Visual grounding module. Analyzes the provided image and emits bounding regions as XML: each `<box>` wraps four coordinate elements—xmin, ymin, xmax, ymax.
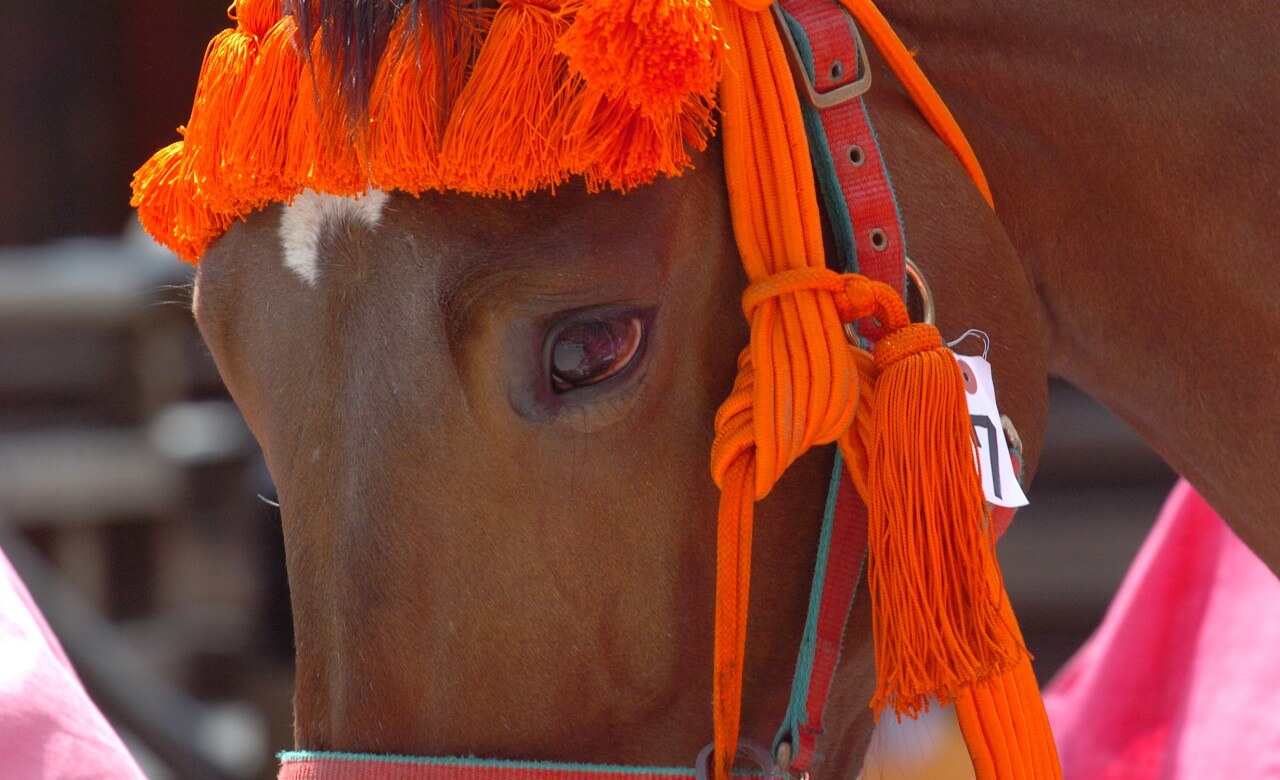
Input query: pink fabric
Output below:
<box><xmin>1044</xmin><ymin>479</ymin><xmax>1280</xmax><ymax>779</ymax></box>
<box><xmin>0</xmin><ymin>548</ymin><xmax>145</xmax><ymax>779</ymax></box>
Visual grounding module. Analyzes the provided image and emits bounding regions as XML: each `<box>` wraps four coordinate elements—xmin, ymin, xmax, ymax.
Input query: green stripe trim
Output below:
<box><xmin>779</xmin><ymin>9</ymin><xmax>860</xmax><ymax>276</ymax></box>
<box><xmin>278</xmin><ymin>751</ymin><xmax>766</xmax><ymax>777</ymax></box>
<box><xmin>278</xmin><ymin>751</ymin><xmax>695</xmax><ymax>775</ymax></box>
<box><xmin>773</xmin><ymin>449</ymin><xmax>847</xmax><ymax>752</ymax></box>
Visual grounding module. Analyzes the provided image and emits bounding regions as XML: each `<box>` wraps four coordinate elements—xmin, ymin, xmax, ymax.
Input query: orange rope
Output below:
<box><xmin>709</xmin><ymin>9</ymin><xmax>842</xmax><ymax>769</ymax></box>
<box><xmin>709</xmin><ymin>3</ymin><xmax>1038</xmax><ymax>778</ymax></box>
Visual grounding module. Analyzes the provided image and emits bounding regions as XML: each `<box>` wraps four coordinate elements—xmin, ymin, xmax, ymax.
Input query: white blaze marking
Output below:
<box><xmin>278</xmin><ymin>189</ymin><xmax>389</xmax><ymax>285</ymax></box>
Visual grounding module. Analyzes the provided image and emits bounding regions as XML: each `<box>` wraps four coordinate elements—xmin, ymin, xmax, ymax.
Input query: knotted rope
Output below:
<box><xmin>706</xmin><ymin>3</ymin><xmax>1034</xmax><ymax>777</ymax></box>
<box><xmin>709</xmin><ymin>269</ymin><xmax>910</xmax><ymax>777</ymax></box>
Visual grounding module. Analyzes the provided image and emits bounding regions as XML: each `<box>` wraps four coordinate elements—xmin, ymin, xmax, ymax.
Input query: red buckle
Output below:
<box><xmin>771</xmin><ymin>1</ymin><xmax>872</xmax><ymax>108</ymax></box>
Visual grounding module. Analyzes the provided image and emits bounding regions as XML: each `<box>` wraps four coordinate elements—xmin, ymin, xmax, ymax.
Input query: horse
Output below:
<box><xmin>185</xmin><ymin>0</ymin><xmax>1279</xmax><ymax>776</ymax></box>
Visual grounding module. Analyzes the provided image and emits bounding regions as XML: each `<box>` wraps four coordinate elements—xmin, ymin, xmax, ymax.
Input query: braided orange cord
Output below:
<box><xmin>709</xmin><ymin>275</ymin><xmax>913</xmax><ymax>779</ymax></box>
<box><xmin>710</xmin><ymin>4</ymin><xmax>851</xmax><ymax>772</ymax></box>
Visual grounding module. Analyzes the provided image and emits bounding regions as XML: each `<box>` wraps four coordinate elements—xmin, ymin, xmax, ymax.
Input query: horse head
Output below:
<box><xmin>147</xmin><ymin>0</ymin><xmax>1056</xmax><ymax>774</ymax></box>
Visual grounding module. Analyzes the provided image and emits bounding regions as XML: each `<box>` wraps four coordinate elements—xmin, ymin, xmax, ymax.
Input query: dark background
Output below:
<box><xmin>0</xmin><ymin>3</ymin><xmax>1178</xmax><ymax>777</ymax></box>
<box><xmin>0</xmin><ymin>1</ymin><xmax>231</xmax><ymax>245</ymax></box>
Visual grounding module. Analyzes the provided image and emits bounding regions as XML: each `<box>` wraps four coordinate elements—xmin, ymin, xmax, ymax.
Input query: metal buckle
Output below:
<box><xmin>770</xmin><ymin>1</ymin><xmax>873</xmax><ymax>109</ymax></box>
<box><xmin>695</xmin><ymin>739</ymin><xmax>783</xmax><ymax>779</ymax></box>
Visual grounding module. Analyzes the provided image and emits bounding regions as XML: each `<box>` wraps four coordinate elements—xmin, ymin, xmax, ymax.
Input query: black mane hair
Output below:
<box><xmin>285</xmin><ymin>0</ymin><xmax>467</xmax><ymax>120</ymax></box>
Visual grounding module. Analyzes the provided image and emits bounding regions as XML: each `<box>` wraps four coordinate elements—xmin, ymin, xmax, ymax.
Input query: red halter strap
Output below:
<box><xmin>766</xmin><ymin>0</ymin><xmax>906</xmax><ymax>770</ymax></box>
<box><xmin>279</xmin><ymin>752</ymin><xmax>701</xmax><ymax>779</ymax></box>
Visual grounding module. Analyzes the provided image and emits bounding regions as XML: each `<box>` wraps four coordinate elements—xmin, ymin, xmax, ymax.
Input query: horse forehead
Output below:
<box><xmin>278</xmin><ymin>189</ymin><xmax>391</xmax><ymax>285</ymax></box>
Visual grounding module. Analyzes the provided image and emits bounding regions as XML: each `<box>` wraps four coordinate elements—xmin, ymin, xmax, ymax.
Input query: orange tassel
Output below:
<box><xmin>285</xmin><ymin>32</ymin><xmax>367</xmax><ymax>196</ymax></box>
<box><xmin>131</xmin><ymin>141</ymin><xmax>232</xmax><ymax>264</ymax></box>
<box><xmin>366</xmin><ymin>5</ymin><xmax>477</xmax><ymax>193</ymax></box>
<box><xmin>564</xmin><ymin>88</ymin><xmax>713</xmax><ymax>191</ymax></box>
<box><xmin>221</xmin><ymin>15</ymin><xmax>304</xmax><ymax>211</ymax></box>
<box><xmin>865</xmin><ymin>322</ymin><xmax>1025</xmax><ymax>719</ymax></box>
<box><xmin>232</xmin><ymin>0</ymin><xmax>283</xmax><ymax>38</ymax></box>
<box><xmin>440</xmin><ymin>0</ymin><xmax>573</xmax><ymax>195</ymax></box>
<box><xmin>184</xmin><ymin>27</ymin><xmax>258</xmax><ymax>208</ymax></box>
<box><xmin>557</xmin><ymin>0</ymin><xmax>720</xmax><ymax>190</ymax></box>
<box><xmin>557</xmin><ymin>0</ymin><xmax>722</xmax><ymax>116</ymax></box>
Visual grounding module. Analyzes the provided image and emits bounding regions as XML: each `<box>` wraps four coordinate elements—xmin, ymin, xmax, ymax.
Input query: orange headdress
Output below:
<box><xmin>133</xmin><ymin>1</ymin><xmax>1060</xmax><ymax>778</ymax></box>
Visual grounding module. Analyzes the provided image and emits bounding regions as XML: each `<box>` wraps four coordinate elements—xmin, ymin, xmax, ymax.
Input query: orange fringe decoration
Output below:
<box><xmin>130</xmin><ymin>141</ymin><xmax>232</xmax><ymax>264</ymax></box>
<box><xmin>366</xmin><ymin>5</ymin><xmax>478</xmax><ymax>193</ymax></box>
<box><xmin>220</xmin><ymin>15</ymin><xmax>304</xmax><ymax>211</ymax></box>
<box><xmin>564</xmin><ymin>90</ymin><xmax>714</xmax><ymax>191</ymax></box>
<box><xmin>439</xmin><ymin>0</ymin><xmax>574</xmax><ymax>195</ymax></box>
<box><xmin>183</xmin><ymin>26</ymin><xmax>259</xmax><ymax>212</ymax></box>
<box><xmin>132</xmin><ymin>0</ymin><xmax>722</xmax><ymax>260</ymax></box>
<box><xmin>232</xmin><ymin>0</ymin><xmax>283</xmax><ymax>38</ymax></box>
<box><xmin>284</xmin><ymin>31</ymin><xmax>368</xmax><ymax>196</ymax></box>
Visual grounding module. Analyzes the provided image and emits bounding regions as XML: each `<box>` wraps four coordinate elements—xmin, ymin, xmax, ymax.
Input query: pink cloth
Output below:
<box><xmin>1044</xmin><ymin>480</ymin><xmax>1280</xmax><ymax>779</ymax></box>
<box><xmin>0</xmin><ymin>548</ymin><xmax>145</xmax><ymax>779</ymax></box>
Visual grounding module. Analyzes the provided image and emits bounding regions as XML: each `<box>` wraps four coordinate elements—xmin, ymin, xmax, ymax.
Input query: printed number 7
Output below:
<box><xmin>971</xmin><ymin>415</ymin><xmax>1002</xmax><ymax>500</ymax></box>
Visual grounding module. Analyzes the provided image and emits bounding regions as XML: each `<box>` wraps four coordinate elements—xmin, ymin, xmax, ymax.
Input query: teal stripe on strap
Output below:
<box><xmin>772</xmin><ymin>450</ymin><xmax>847</xmax><ymax>753</ymax></box>
<box><xmin>778</xmin><ymin>9</ymin><xmax>860</xmax><ymax>276</ymax></box>
<box><xmin>278</xmin><ymin>751</ymin><xmax>695</xmax><ymax>776</ymax></box>
<box><xmin>278</xmin><ymin>751</ymin><xmax>767</xmax><ymax>777</ymax></box>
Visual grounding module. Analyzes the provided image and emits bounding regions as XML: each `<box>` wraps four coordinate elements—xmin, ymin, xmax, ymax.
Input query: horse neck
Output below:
<box><xmin>896</xmin><ymin>0</ymin><xmax>1280</xmax><ymax>570</ymax></box>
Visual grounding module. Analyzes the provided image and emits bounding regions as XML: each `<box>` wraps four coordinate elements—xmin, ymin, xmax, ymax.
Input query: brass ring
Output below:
<box><xmin>905</xmin><ymin>256</ymin><xmax>935</xmax><ymax>326</ymax></box>
<box><xmin>841</xmin><ymin>258</ymin><xmax>936</xmax><ymax>345</ymax></box>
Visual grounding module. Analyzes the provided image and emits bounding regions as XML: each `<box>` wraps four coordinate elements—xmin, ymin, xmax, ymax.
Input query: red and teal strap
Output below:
<box><xmin>772</xmin><ymin>456</ymin><xmax>868</xmax><ymax>771</ymax></box>
<box><xmin>770</xmin><ymin>0</ymin><xmax>908</xmax><ymax>771</ymax></box>
<box><xmin>280</xmin><ymin>752</ymin><xmax>702</xmax><ymax>780</ymax></box>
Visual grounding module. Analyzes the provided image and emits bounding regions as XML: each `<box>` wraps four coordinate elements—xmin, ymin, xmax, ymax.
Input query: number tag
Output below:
<box><xmin>955</xmin><ymin>354</ymin><xmax>1029</xmax><ymax>508</ymax></box>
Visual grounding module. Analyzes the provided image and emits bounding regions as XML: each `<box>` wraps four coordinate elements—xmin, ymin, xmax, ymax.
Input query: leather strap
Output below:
<box><xmin>279</xmin><ymin>753</ymin><xmax>699</xmax><ymax>780</ymax></box>
<box><xmin>777</xmin><ymin>0</ymin><xmax>906</xmax><ymax>296</ymax></box>
<box><xmin>774</xmin><ymin>455</ymin><xmax>869</xmax><ymax>771</ymax></box>
<box><xmin>770</xmin><ymin>0</ymin><xmax>909</xmax><ymax>771</ymax></box>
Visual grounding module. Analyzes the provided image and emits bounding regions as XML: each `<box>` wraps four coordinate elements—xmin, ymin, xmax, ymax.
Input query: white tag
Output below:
<box><xmin>955</xmin><ymin>354</ymin><xmax>1029</xmax><ymax>508</ymax></box>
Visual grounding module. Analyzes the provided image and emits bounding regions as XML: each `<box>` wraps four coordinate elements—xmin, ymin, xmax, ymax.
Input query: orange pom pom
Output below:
<box><xmin>557</xmin><ymin>0</ymin><xmax>723</xmax><ymax>116</ymax></box>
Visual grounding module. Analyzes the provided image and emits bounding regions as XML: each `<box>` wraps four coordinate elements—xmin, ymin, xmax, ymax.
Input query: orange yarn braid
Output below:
<box><xmin>708</xmin><ymin>2</ymin><xmax>1057</xmax><ymax>779</ymax></box>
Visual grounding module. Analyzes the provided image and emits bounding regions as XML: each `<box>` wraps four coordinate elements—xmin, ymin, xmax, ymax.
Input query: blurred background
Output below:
<box><xmin>0</xmin><ymin>4</ymin><xmax>1177</xmax><ymax>778</ymax></box>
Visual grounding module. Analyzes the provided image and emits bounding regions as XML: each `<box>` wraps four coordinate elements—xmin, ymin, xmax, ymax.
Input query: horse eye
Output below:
<box><xmin>550</xmin><ymin>314</ymin><xmax>644</xmax><ymax>392</ymax></box>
